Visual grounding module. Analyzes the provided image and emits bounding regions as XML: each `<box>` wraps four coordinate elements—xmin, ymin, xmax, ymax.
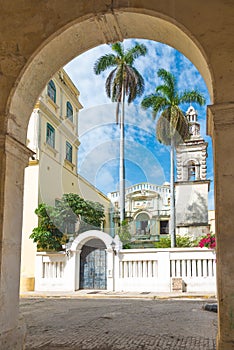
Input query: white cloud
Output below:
<box><xmin>64</xmin><ymin>45</ymin><xmax>111</xmax><ymax>108</ymax></box>
<box><xmin>64</xmin><ymin>38</ymin><xmax>213</xmax><ymax>208</ymax></box>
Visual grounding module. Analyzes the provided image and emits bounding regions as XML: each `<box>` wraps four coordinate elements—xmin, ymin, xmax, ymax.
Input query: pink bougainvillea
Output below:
<box><xmin>198</xmin><ymin>233</ymin><xmax>216</xmax><ymax>249</ymax></box>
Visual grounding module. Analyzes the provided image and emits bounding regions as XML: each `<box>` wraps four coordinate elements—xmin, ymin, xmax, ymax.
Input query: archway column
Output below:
<box><xmin>0</xmin><ymin>133</ymin><xmax>32</xmax><ymax>350</ymax></box>
<box><xmin>207</xmin><ymin>103</ymin><xmax>234</xmax><ymax>350</ymax></box>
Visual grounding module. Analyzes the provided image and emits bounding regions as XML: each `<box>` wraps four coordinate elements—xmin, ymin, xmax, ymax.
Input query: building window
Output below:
<box><xmin>160</xmin><ymin>220</ymin><xmax>169</xmax><ymax>234</ymax></box>
<box><xmin>46</xmin><ymin>123</ymin><xmax>55</xmax><ymax>148</ymax></box>
<box><xmin>47</xmin><ymin>80</ymin><xmax>56</xmax><ymax>103</ymax></box>
<box><xmin>66</xmin><ymin>101</ymin><xmax>73</xmax><ymax>122</ymax></box>
<box><xmin>66</xmin><ymin>141</ymin><xmax>72</xmax><ymax>163</ymax></box>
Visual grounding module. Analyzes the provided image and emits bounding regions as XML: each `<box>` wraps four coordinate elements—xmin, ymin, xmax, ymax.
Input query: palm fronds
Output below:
<box><xmin>141</xmin><ymin>68</ymin><xmax>206</xmax><ymax>145</ymax></box>
<box><xmin>94</xmin><ymin>41</ymin><xmax>147</xmax><ymax>122</ymax></box>
<box><xmin>94</xmin><ymin>54</ymin><xmax>117</xmax><ymax>75</ymax></box>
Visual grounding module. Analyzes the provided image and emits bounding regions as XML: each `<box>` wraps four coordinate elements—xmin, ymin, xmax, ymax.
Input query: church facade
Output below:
<box><xmin>109</xmin><ymin>182</ymin><xmax>171</xmax><ymax>244</ymax></box>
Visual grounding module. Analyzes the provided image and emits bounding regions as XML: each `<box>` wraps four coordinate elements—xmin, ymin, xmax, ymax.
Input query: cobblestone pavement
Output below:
<box><xmin>20</xmin><ymin>298</ymin><xmax>217</xmax><ymax>350</ymax></box>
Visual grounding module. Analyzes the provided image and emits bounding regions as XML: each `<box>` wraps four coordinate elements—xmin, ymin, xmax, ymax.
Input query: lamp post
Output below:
<box><xmin>111</xmin><ymin>241</ymin><xmax>117</xmax><ymax>255</ymax></box>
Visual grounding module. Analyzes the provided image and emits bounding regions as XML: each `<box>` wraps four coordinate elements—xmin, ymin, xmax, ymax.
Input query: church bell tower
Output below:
<box><xmin>175</xmin><ymin>106</ymin><xmax>210</xmax><ymax>238</ymax></box>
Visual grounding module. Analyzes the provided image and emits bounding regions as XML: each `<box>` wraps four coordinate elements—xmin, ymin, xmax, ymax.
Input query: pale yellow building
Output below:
<box><xmin>20</xmin><ymin>69</ymin><xmax>111</xmax><ymax>292</ymax></box>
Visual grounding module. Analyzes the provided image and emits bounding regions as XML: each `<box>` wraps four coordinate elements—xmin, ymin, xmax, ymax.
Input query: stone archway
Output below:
<box><xmin>7</xmin><ymin>9</ymin><xmax>214</xmax><ymax>145</ymax></box>
<box><xmin>79</xmin><ymin>238</ymin><xmax>107</xmax><ymax>290</ymax></box>
<box><xmin>71</xmin><ymin>230</ymin><xmax>120</xmax><ymax>291</ymax></box>
<box><xmin>1</xmin><ymin>2</ymin><xmax>234</xmax><ymax>349</ymax></box>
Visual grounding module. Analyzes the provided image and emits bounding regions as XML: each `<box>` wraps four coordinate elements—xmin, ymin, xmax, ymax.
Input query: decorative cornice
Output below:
<box><xmin>64</xmin><ymin>159</ymin><xmax>76</xmax><ymax>171</ymax></box>
<box><xmin>175</xmin><ymin>179</ymin><xmax>210</xmax><ymax>189</ymax></box>
<box><xmin>207</xmin><ymin>103</ymin><xmax>234</xmax><ymax>137</ymax></box>
<box><xmin>43</xmin><ymin>142</ymin><xmax>58</xmax><ymax>157</ymax></box>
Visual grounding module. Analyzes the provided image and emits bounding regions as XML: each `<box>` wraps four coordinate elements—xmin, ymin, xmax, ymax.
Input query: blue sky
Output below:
<box><xmin>64</xmin><ymin>39</ymin><xmax>214</xmax><ymax>210</ymax></box>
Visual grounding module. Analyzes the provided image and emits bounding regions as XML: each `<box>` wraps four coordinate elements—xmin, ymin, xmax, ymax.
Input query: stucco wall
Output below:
<box><xmin>21</xmin><ymin>163</ymin><xmax>39</xmax><ymax>291</ymax></box>
<box><xmin>175</xmin><ymin>182</ymin><xmax>209</xmax><ymax>226</ymax></box>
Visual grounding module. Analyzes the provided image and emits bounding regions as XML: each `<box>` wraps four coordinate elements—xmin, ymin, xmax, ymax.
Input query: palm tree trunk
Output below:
<box><xmin>119</xmin><ymin>84</ymin><xmax>125</xmax><ymax>223</ymax></box>
<box><xmin>170</xmin><ymin>138</ymin><xmax>176</xmax><ymax>247</ymax></box>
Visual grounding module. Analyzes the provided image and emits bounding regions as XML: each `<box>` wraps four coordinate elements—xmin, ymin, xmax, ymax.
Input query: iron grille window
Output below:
<box><xmin>66</xmin><ymin>141</ymin><xmax>72</xmax><ymax>163</ymax></box>
<box><xmin>66</xmin><ymin>101</ymin><xmax>73</xmax><ymax>122</ymax></box>
<box><xmin>46</xmin><ymin>123</ymin><xmax>55</xmax><ymax>148</ymax></box>
<box><xmin>47</xmin><ymin>80</ymin><xmax>56</xmax><ymax>103</ymax></box>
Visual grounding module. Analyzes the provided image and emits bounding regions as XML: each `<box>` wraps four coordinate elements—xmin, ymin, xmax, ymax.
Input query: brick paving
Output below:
<box><xmin>20</xmin><ymin>298</ymin><xmax>217</xmax><ymax>350</ymax></box>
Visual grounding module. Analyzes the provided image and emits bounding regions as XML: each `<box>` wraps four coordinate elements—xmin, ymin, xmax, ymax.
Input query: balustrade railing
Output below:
<box><xmin>35</xmin><ymin>247</ymin><xmax>216</xmax><ymax>293</ymax></box>
<box><xmin>109</xmin><ymin>182</ymin><xmax>170</xmax><ymax>199</ymax></box>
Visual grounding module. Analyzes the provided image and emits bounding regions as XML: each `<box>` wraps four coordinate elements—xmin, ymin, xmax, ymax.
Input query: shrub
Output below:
<box><xmin>117</xmin><ymin>220</ymin><xmax>132</xmax><ymax>249</ymax></box>
<box><xmin>29</xmin><ymin>203</ymin><xmax>66</xmax><ymax>251</ymax></box>
<box><xmin>153</xmin><ymin>236</ymin><xmax>171</xmax><ymax>248</ymax></box>
<box><xmin>29</xmin><ymin>194</ymin><xmax>105</xmax><ymax>251</ymax></box>
<box><xmin>153</xmin><ymin>235</ymin><xmax>197</xmax><ymax>248</ymax></box>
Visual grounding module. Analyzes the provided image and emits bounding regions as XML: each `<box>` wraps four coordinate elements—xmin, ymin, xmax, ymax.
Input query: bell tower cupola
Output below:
<box><xmin>186</xmin><ymin>106</ymin><xmax>200</xmax><ymax>138</ymax></box>
<box><xmin>176</xmin><ymin>106</ymin><xmax>207</xmax><ymax>182</ymax></box>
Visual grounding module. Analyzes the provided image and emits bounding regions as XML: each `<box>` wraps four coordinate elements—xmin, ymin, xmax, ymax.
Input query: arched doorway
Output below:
<box><xmin>71</xmin><ymin>230</ymin><xmax>120</xmax><ymax>291</ymax></box>
<box><xmin>135</xmin><ymin>212</ymin><xmax>150</xmax><ymax>236</ymax></box>
<box><xmin>80</xmin><ymin>238</ymin><xmax>107</xmax><ymax>290</ymax></box>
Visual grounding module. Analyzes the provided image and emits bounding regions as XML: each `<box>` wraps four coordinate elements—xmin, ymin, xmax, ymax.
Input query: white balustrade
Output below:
<box><xmin>35</xmin><ymin>251</ymin><xmax>75</xmax><ymax>291</ymax></box>
<box><xmin>35</xmin><ymin>248</ymin><xmax>216</xmax><ymax>294</ymax></box>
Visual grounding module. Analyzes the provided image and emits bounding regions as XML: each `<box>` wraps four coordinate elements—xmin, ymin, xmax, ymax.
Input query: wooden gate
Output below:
<box><xmin>80</xmin><ymin>239</ymin><xmax>107</xmax><ymax>290</ymax></box>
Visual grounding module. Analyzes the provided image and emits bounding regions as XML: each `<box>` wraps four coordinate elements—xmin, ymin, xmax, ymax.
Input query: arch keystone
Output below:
<box><xmin>95</xmin><ymin>12</ymin><xmax>124</xmax><ymax>44</ymax></box>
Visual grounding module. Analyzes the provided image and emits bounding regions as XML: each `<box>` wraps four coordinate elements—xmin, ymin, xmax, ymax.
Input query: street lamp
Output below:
<box><xmin>111</xmin><ymin>241</ymin><xmax>117</xmax><ymax>255</ymax></box>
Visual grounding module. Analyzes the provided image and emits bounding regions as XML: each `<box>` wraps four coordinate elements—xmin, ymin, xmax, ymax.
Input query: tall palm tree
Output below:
<box><xmin>141</xmin><ymin>68</ymin><xmax>205</xmax><ymax>247</ymax></box>
<box><xmin>94</xmin><ymin>42</ymin><xmax>147</xmax><ymax>223</ymax></box>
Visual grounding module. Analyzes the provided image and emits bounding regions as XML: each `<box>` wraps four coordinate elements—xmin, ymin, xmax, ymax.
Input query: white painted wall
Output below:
<box><xmin>208</xmin><ymin>210</ymin><xmax>215</xmax><ymax>234</ymax></box>
<box><xmin>34</xmin><ymin>247</ymin><xmax>216</xmax><ymax>294</ymax></box>
<box><xmin>21</xmin><ymin>163</ymin><xmax>39</xmax><ymax>291</ymax></box>
<box><xmin>175</xmin><ymin>182</ymin><xmax>209</xmax><ymax>226</ymax></box>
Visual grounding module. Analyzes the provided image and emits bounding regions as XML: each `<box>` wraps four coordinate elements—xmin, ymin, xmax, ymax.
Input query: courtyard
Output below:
<box><xmin>20</xmin><ymin>297</ymin><xmax>217</xmax><ymax>350</ymax></box>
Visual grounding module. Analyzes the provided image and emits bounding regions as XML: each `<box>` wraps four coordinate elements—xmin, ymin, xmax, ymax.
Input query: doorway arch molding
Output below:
<box><xmin>7</xmin><ymin>6</ymin><xmax>214</xmax><ymax>144</ymax></box>
<box><xmin>71</xmin><ymin>230</ymin><xmax>114</xmax><ymax>251</ymax></box>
